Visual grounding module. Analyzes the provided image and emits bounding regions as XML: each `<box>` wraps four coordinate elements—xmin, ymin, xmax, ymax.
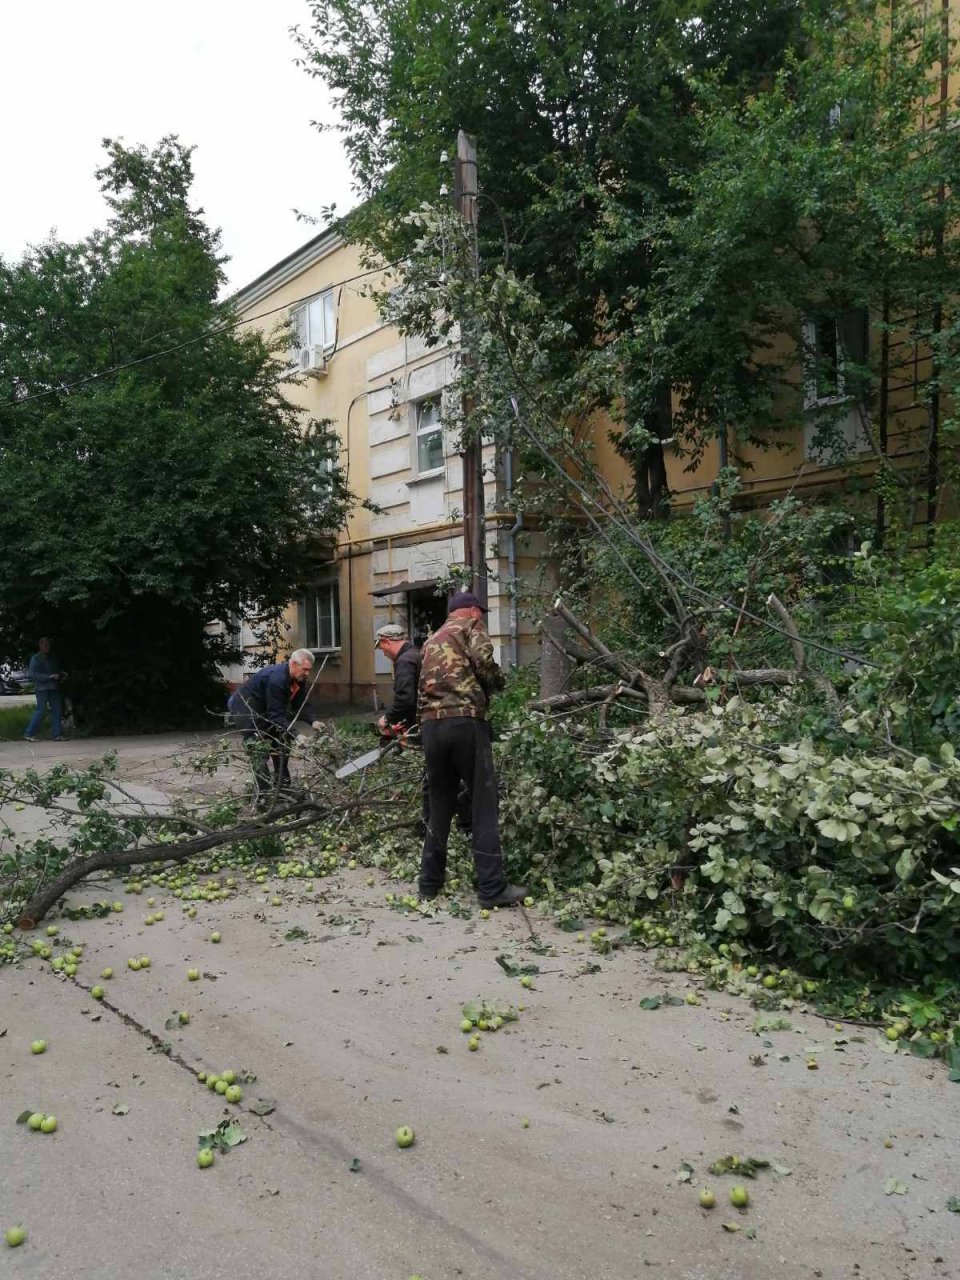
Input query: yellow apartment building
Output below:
<box><xmin>229</xmin><ymin>229</ymin><xmax>543</xmax><ymax>709</ymax></box>
<box><xmin>227</xmin><ymin>0</ymin><xmax>955</xmax><ymax>706</ymax></box>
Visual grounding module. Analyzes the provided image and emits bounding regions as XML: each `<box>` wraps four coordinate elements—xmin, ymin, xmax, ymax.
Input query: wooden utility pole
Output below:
<box><xmin>454</xmin><ymin>129</ymin><xmax>487</xmax><ymax>605</ymax></box>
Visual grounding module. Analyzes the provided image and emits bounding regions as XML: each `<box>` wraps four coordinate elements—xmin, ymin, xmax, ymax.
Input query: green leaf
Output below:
<box><xmin>247</xmin><ymin>1098</ymin><xmax>275</xmax><ymax>1117</ymax></box>
<box><xmin>946</xmin><ymin>1196</ymin><xmax>960</xmax><ymax>1212</ymax></box>
<box><xmin>284</xmin><ymin>927</ymin><xmax>308</xmax><ymax>941</ymax></box>
<box><xmin>708</xmin><ymin>1155</ymin><xmax>770</xmax><ymax>1178</ymax></box>
<box><xmin>349</xmin><ymin>1157</ymin><xmax>362</xmax><ymax>1173</ymax></box>
<box><xmin>111</xmin><ymin>1102</ymin><xmax>129</xmax><ymax>1116</ymax></box>
<box><xmin>15</xmin><ymin>1110</ymin><xmax>33</xmax><ymax>1125</ymax></box>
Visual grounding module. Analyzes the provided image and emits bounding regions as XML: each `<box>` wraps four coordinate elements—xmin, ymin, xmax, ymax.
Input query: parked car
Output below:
<box><xmin>0</xmin><ymin>661</ymin><xmax>30</xmax><ymax>696</ymax></box>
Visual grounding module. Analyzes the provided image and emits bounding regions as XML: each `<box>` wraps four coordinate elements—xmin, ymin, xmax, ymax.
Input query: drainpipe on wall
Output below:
<box><xmin>505</xmin><ymin>446</ymin><xmax>523</xmax><ymax>669</ymax></box>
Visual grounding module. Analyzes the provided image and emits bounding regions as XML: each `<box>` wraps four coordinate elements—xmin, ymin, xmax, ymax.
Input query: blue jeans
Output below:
<box><xmin>26</xmin><ymin>689</ymin><xmax>62</xmax><ymax>739</ymax></box>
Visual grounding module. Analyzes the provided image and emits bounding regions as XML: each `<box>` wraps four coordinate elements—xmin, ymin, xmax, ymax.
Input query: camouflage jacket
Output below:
<box><xmin>418</xmin><ymin>615</ymin><xmax>505</xmax><ymax>721</ymax></box>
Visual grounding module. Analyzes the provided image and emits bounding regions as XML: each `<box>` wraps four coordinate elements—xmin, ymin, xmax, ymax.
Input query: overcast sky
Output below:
<box><xmin>0</xmin><ymin>0</ymin><xmax>356</xmax><ymax>292</ymax></box>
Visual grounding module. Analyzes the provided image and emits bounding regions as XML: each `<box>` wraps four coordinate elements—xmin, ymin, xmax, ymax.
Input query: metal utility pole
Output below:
<box><xmin>454</xmin><ymin>129</ymin><xmax>487</xmax><ymax>605</ymax></box>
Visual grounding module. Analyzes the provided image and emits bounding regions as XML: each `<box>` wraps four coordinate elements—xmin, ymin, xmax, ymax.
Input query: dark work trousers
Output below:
<box><xmin>420</xmin><ymin>771</ymin><xmax>472</xmax><ymax>835</ymax></box>
<box><xmin>230</xmin><ymin>712</ymin><xmax>292</xmax><ymax>797</ymax></box>
<box><xmin>419</xmin><ymin>717</ymin><xmax>505</xmax><ymax>899</ymax></box>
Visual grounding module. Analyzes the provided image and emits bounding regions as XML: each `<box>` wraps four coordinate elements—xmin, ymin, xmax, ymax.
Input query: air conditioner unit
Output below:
<box><xmin>298</xmin><ymin>346</ymin><xmax>329</xmax><ymax>377</ymax></box>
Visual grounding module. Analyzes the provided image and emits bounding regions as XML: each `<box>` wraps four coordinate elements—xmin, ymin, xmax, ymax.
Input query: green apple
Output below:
<box><xmin>197</xmin><ymin>1148</ymin><xmax>214</xmax><ymax>1169</ymax></box>
<box><xmin>206</xmin><ymin>1075</ymin><xmax>220</xmax><ymax>1091</ymax></box>
<box><xmin>215</xmin><ymin>1080</ymin><xmax>228</xmax><ymax>1095</ymax></box>
<box><xmin>187</xmin><ymin>968</ymin><xmax>200</xmax><ymax>981</ymax></box>
<box><xmin>885</xmin><ymin>1026</ymin><xmax>900</xmax><ymax>1041</ymax></box>
<box><xmin>762</xmin><ymin>974</ymin><xmax>777</xmax><ymax>989</ymax></box>
<box><xmin>112</xmin><ymin>902</ymin><xmax>123</xmax><ymax>912</ymax></box>
<box><xmin>100</xmin><ymin>967</ymin><xmax>113</xmax><ymax>980</ymax></box>
<box><xmin>479</xmin><ymin>909</ymin><xmax>490</xmax><ymax>920</ymax></box>
<box><xmin>45</xmin><ymin>925</ymin><xmax>58</xmax><ymax>937</ymax></box>
<box><xmin>468</xmin><ymin>1036</ymin><xmax>480</xmax><ymax>1051</ymax></box>
<box><xmin>64</xmin><ymin>963</ymin><xmax>76</xmax><ymax>977</ymax></box>
<box><xmin>5</xmin><ymin>1226</ymin><xmax>26</xmax><ymax>1248</ymax></box>
<box><xmin>197</xmin><ymin>1071</ymin><xmax>207</xmax><ymax>1083</ymax></box>
<box><xmin>842</xmin><ymin>895</ymin><xmax>855</xmax><ymax>910</ymax></box>
<box><xmin>30</xmin><ymin>1039</ymin><xmax>46</xmax><ymax>1055</ymax></box>
<box><xmin>91</xmin><ymin>985</ymin><xmax>105</xmax><ymax>1000</ymax></box>
<box><xmin>154</xmin><ymin>910</ymin><xmax>165</xmax><ymax>921</ymax></box>
<box><xmin>685</xmin><ymin>992</ymin><xmax>701</xmax><ymax>1006</ymax></box>
<box><xmin>40</xmin><ymin>946</ymin><xmax>52</xmax><ymax>959</ymax></box>
<box><xmin>729</xmin><ymin>1185</ymin><xmax>749</xmax><ymax>1208</ymax></box>
<box><xmin>225</xmin><ymin>1085</ymin><xmax>242</xmax><ymax>1104</ymax></box>
<box><xmin>698</xmin><ymin>1188</ymin><xmax>716</xmax><ymax>1209</ymax></box>
<box><xmin>460</xmin><ymin>1019</ymin><xmax>473</xmax><ymax>1033</ymax></box>
<box><xmin>146</xmin><ymin>897</ymin><xmax>156</xmax><ymax>907</ymax></box>
<box><xmin>220</xmin><ymin>1069</ymin><xmax>236</xmax><ymax>1084</ymax></box>
<box><xmin>2</xmin><ymin>923</ymin><xmax>12</xmax><ymax>935</ymax></box>
<box><xmin>128</xmin><ymin>957</ymin><xmax>141</xmax><ymax>971</ymax></box>
<box><xmin>347</xmin><ymin>859</ymin><xmax>357</xmax><ymax>870</ymax></box>
<box><xmin>210</xmin><ymin>932</ymin><xmax>221</xmax><ymax>943</ymax></box>
<box><xmin>520</xmin><ymin>975</ymin><xmax>533</xmax><ymax>989</ymax></box>
<box><xmin>27</xmin><ymin>1113</ymin><xmax>44</xmax><ymax>1131</ymax></box>
<box><xmin>138</xmin><ymin>955</ymin><xmax>150</xmax><ymax>968</ymax></box>
<box><xmin>395</xmin><ymin>1126</ymin><xmax>415</xmax><ymax>1149</ymax></box>
<box><xmin>144</xmin><ymin>915</ymin><xmax>155</xmax><ymax>926</ymax></box>
<box><xmin>523</xmin><ymin>897</ymin><xmax>534</xmax><ymax>907</ymax></box>
<box><xmin>521</xmin><ymin>1117</ymin><xmax>530</xmax><ymax>1128</ymax></box>
<box><xmin>51</xmin><ymin>957</ymin><xmax>64</xmax><ymax>972</ymax></box>
<box><xmin>271</xmin><ymin>897</ymin><xmax>282</xmax><ymax>907</ymax></box>
<box><xmin>178</xmin><ymin>1011</ymin><xmax>190</xmax><ymax>1025</ymax></box>
<box><xmin>746</xmin><ymin>965</ymin><xmax>759</xmax><ymax>977</ymax></box>
<box><xmin>39</xmin><ymin>1115</ymin><xmax>57</xmax><ymax>1133</ymax></box>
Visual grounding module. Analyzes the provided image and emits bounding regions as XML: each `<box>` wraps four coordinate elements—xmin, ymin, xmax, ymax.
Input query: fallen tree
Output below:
<box><xmin>1</xmin><ymin>731</ymin><xmax>420</xmax><ymax>928</ymax></box>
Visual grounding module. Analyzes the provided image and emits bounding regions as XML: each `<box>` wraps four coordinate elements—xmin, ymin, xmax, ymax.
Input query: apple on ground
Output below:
<box><xmin>395</xmin><ymin>1126</ymin><xmax>415</xmax><ymax>1149</ymax></box>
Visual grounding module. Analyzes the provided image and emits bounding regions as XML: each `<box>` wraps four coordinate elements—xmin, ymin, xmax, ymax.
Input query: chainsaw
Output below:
<box><xmin>335</xmin><ymin>721</ymin><xmax>418</xmax><ymax>780</ymax></box>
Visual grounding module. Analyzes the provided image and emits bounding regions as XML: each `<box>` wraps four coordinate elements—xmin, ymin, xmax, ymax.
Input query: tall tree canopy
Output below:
<box><xmin>0</xmin><ymin>138</ymin><xmax>349</xmax><ymax>731</ymax></box>
<box><xmin>295</xmin><ymin>0</ymin><xmax>806</xmax><ymax>514</ymax></box>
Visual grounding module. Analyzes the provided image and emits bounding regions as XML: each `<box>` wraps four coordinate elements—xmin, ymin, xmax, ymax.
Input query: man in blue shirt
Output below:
<box><xmin>24</xmin><ymin>637</ymin><xmax>67</xmax><ymax>742</ymax></box>
<box><xmin>227</xmin><ymin>649</ymin><xmax>318</xmax><ymax>805</ymax></box>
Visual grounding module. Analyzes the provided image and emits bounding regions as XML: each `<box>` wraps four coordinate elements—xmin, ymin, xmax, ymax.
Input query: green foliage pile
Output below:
<box><xmin>499</xmin><ymin>698</ymin><xmax>960</xmax><ymax>995</ymax></box>
<box><xmin>0</xmin><ymin>138</ymin><xmax>351</xmax><ymax>732</ymax></box>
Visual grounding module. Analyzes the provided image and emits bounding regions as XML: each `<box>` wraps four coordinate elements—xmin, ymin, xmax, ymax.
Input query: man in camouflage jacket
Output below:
<box><xmin>417</xmin><ymin>591</ymin><xmax>527</xmax><ymax>907</ymax></box>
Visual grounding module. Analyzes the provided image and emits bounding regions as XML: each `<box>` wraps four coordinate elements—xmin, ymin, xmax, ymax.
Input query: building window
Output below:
<box><xmin>291</xmin><ymin>290</ymin><xmax>336</xmax><ymax>362</ymax></box>
<box><xmin>802</xmin><ymin>310</ymin><xmax>870</xmax><ymax>463</ymax></box>
<box><xmin>302</xmin><ymin>583</ymin><xmax>341</xmax><ymax>651</ymax></box>
<box><xmin>803</xmin><ymin>315</ymin><xmax>845</xmax><ymax>408</ymax></box>
<box><xmin>414</xmin><ymin>398</ymin><xmax>444</xmax><ymax>474</ymax></box>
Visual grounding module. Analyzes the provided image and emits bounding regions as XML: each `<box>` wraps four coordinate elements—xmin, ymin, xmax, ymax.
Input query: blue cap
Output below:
<box><xmin>447</xmin><ymin>590</ymin><xmax>487</xmax><ymax>613</ymax></box>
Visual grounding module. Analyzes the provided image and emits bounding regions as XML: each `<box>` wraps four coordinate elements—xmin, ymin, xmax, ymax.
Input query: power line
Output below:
<box><xmin>0</xmin><ymin>260</ymin><xmax>404</xmax><ymax>411</ymax></box>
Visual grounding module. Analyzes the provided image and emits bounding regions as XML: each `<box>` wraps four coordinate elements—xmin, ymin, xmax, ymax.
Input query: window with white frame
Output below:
<box><xmin>302</xmin><ymin>583</ymin><xmax>341</xmax><ymax>651</ymax></box>
<box><xmin>803</xmin><ymin>315</ymin><xmax>845</xmax><ymax>409</ymax></box>
<box><xmin>290</xmin><ymin>290</ymin><xmax>336</xmax><ymax>363</ymax></box>
<box><xmin>414</xmin><ymin>397</ymin><xmax>444</xmax><ymax>475</ymax></box>
<box><xmin>802</xmin><ymin>311</ymin><xmax>870</xmax><ymax>463</ymax></box>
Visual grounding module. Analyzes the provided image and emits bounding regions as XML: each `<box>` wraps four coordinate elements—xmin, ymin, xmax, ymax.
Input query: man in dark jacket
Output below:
<box><xmin>374</xmin><ymin>624</ymin><xmax>420</xmax><ymax>732</ymax></box>
<box><xmin>24</xmin><ymin>637</ymin><xmax>67</xmax><ymax>742</ymax></box>
<box><xmin>227</xmin><ymin>649</ymin><xmax>316</xmax><ymax>802</ymax></box>
<box><xmin>417</xmin><ymin>592</ymin><xmax>527</xmax><ymax>907</ymax></box>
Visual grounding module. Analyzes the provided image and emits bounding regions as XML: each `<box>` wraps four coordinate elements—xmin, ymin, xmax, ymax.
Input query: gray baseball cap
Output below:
<box><xmin>375</xmin><ymin>623</ymin><xmax>407</xmax><ymax>643</ymax></box>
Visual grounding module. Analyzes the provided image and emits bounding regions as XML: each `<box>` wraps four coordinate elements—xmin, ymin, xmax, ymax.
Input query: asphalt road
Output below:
<box><xmin>1</xmin><ymin>737</ymin><xmax>958</xmax><ymax>1279</ymax></box>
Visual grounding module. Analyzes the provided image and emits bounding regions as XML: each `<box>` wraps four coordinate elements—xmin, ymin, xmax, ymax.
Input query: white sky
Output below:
<box><xmin>0</xmin><ymin>0</ymin><xmax>355</xmax><ymax>293</ymax></box>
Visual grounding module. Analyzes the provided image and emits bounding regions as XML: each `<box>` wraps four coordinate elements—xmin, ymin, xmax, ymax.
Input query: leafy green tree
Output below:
<box><xmin>0</xmin><ymin>138</ymin><xmax>350</xmax><ymax>732</ymax></box>
<box><xmin>629</xmin><ymin>3</ymin><xmax>960</xmax><ymax>535</ymax></box>
<box><xmin>295</xmin><ymin>0</ymin><xmax>806</xmax><ymax>514</ymax></box>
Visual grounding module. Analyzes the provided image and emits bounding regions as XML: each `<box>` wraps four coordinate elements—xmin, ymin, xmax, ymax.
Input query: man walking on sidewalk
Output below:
<box><xmin>24</xmin><ymin>637</ymin><xmax>67</xmax><ymax>742</ymax></box>
<box><xmin>417</xmin><ymin>592</ymin><xmax>527</xmax><ymax>907</ymax></box>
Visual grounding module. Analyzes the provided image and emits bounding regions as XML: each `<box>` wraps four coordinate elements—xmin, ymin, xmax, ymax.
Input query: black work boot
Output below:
<box><xmin>477</xmin><ymin>884</ymin><xmax>529</xmax><ymax>908</ymax></box>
